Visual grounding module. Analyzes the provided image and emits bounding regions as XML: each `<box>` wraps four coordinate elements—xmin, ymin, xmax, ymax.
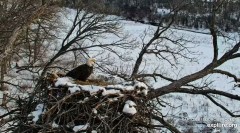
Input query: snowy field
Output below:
<box><xmin>1</xmin><ymin>8</ymin><xmax>240</xmax><ymax>132</ymax></box>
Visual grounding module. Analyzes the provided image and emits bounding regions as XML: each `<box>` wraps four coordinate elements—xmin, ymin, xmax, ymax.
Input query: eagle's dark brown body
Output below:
<box><xmin>66</xmin><ymin>64</ymin><xmax>93</xmax><ymax>81</ymax></box>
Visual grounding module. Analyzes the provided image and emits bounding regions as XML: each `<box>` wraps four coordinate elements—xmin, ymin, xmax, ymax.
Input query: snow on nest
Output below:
<box><xmin>52</xmin><ymin>121</ymin><xmax>59</xmax><ymax>128</ymax></box>
<box><xmin>106</xmin><ymin>84</ymin><xmax>125</xmax><ymax>89</ymax></box>
<box><xmin>73</xmin><ymin>123</ymin><xmax>89</xmax><ymax>132</ymax></box>
<box><xmin>123</xmin><ymin>100</ymin><xmax>137</xmax><ymax>115</ymax></box>
<box><xmin>80</xmin><ymin>85</ymin><xmax>105</xmax><ymax>95</ymax></box>
<box><xmin>92</xmin><ymin>108</ymin><xmax>98</xmax><ymax>114</ymax></box>
<box><xmin>134</xmin><ymin>81</ymin><xmax>149</xmax><ymax>95</ymax></box>
<box><xmin>78</xmin><ymin>97</ymin><xmax>89</xmax><ymax>103</ymax></box>
<box><xmin>53</xmin><ymin>77</ymin><xmax>149</xmax><ymax>96</ymax></box>
<box><xmin>68</xmin><ymin>86</ymin><xmax>81</xmax><ymax>93</ymax></box>
<box><xmin>134</xmin><ymin>81</ymin><xmax>148</xmax><ymax>89</ymax></box>
<box><xmin>106</xmin><ymin>84</ymin><xmax>135</xmax><ymax>91</ymax></box>
<box><xmin>54</xmin><ymin>77</ymin><xmax>75</xmax><ymax>87</ymax></box>
<box><xmin>102</xmin><ymin>89</ymin><xmax>121</xmax><ymax>96</ymax></box>
<box><xmin>54</xmin><ymin>77</ymin><xmax>105</xmax><ymax>94</ymax></box>
<box><xmin>28</xmin><ymin>104</ymin><xmax>44</xmax><ymax>123</ymax></box>
<box><xmin>126</xmin><ymin>100</ymin><xmax>137</xmax><ymax>106</ymax></box>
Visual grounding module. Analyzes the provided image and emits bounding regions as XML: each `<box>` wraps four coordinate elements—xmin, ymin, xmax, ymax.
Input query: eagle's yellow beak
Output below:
<box><xmin>91</xmin><ymin>58</ymin><xmax>96</xmax><ymax>63</ymax></box>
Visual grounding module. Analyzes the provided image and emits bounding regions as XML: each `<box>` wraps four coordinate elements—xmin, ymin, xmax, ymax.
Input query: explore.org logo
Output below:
<box><xmin>207</xmin><ymin>123</ymin><xmax>238</xmax><ymax>128</ymax></box>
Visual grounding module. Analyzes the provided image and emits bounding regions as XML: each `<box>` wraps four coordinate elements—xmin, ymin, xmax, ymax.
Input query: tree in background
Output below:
<box><xmin>0</xmin><ymin>0</ymin><xmax>60</xmax><ymax>107</ymax></box>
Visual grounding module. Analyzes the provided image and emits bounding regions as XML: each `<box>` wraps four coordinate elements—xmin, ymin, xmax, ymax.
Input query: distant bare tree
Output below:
<box><xmin>0</xmin><ymin>0</ymin><xmax>60</xmax><ymax>109</ymax></box>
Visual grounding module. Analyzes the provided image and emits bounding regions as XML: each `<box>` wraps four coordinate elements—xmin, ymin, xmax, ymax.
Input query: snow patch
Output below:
<box><xmin>134</xmin><ymin>81</ymin><xmax>148</xmax><ymax>89</ymax></box>
<box><xmin>156</xmin><ymin>8</ymin><xmax>171</xmax><ymax>15</ymax></box>
<box><xmin>106</xmin><ymin>84</ymin><xmax>135</xmax><ymax>91</ymax></box>
<box><xmin>123</xmin><ymin>86</ymin><xmax>135</xmax><ymax>91</ymax></box>
<box><xmin>29</xmin><ymin>104</ymin><xmax>44</xmax><ymax>123</ymax></box>
<box><xmin>80</xmin><ymin>85</ymin><xmax>106</xmax><ymax>95</ymax></box>
<box><xmin>54</xmin><ymin>78</ymin><xmax>149</xmax><ymax>97</ymax></box>
<box><xmin>55</xmin><ymin>77</ymin><xmax>75</xmax><ymax>87</ymax></box>
<box><xmin>141</xmin><ymin>89</ymin><xmax>148</xmax><ymax>96</ymax></box>
<box><xmin>102</xmin><ymin>89</ymin><xmax>121</xmax><ymax>96</ymax></box>
<box><xmin>134</xmin><ymin>81</ymin><xmax>149</xmax><ymax>95</ymax></box>
<box><xmin>92</xmin><ymin>108</ymin><xmax>97</xmax><ymax>114</ymax></box>
<box><xmin>52</xmin><ymin>121</ymin><xmax>59</xmax><ymax>128</ymax></box>
<box><xmin>68</xmin><ymin>86</ymin><xmax>80</xmax><ymax>93</ymax></box>
<box><xmin>78</xmin><ymin>97</ymin><xmax>89</xmax><ymax>103</ymax></box>
<box><xmin>106</xmin><ymin>84</ymin><xmax>124</xmax><ymax>89</ymax></box>
<box><xmin>125</xmin><ymin>100</ymin><xmax>137</xmax><ymax>106</ymax></box>
<box><xmin>108</xmin><ymin>97</ymin><xmax>119</xmax><ymax>102</ymax></box>
<box><xmin>73</xmin><ymin>123</ymin><xmax>89</xmax><ymax>132</ymax></box>
<box><xmin>123</xmin><ymin>100</ymin><xmax>137</xmax><ymax>115</ymax></box>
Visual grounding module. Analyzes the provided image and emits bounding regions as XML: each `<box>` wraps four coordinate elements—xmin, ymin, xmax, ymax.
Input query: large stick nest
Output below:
<box><xmin>15</xmin><ymin>73</ymin><xmax>155</xmax><ymax>133</ymax></box>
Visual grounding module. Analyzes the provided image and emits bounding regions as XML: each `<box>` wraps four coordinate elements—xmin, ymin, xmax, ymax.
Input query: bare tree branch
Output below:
<box><xmin>150</xmin><ymin>41</ymin><xmax>240</xmax><ymax>99</ymax></box>
<box><xmin>205</xmin><ymin>94</ymin><xmax>240</xmax><ymax>117</ymax></box>
<box><xmin>212</xmin><ymin>69</ymin><xmax>240</xmax><ymax>82</ymax></box>
<box><xmin>151</xmin><ymin>87</ymin><xmax>240</xmax><ymax>101</ymax></box>
<box><xmin>151</xmin><ymin>114</ymin><xmax>181</xmax><ymax>133</ymax></box>
<box><xmin>135</xmin><ymin>73</ymin><xmax>175</xmax><ymax>82</ymax></box>
<box><xmin>131</xmin><ymin>11</ymin><xmax>177</xmax><ymax>78</ymax></box>
<box><xmin>209</xmin><ymin>0</ymin><xmax>218</xmax><ymax>62</ymax></box>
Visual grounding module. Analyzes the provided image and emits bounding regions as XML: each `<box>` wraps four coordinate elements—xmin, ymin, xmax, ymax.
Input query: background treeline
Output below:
<box><xmin>59</xmin><ymin>0</ymin><xmax>240</xmax><ymax>32</ymax></box>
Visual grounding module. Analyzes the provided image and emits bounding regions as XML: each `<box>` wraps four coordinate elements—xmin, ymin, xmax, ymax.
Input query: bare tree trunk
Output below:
<box><xmin>0</xmin><ymin>63</ymin><xmax>5</xmax><ymax>90</ymax></box>
<box><xmin>0</xmin><ymin>27</ymin><xmax>21</xmax><ymax>63</ymax></box>
<box><xmin>0</xmin><ymin>27</ymin><xmax>21</xmax><ymax>90</ymax></box>
<box><xmin>0</xmin><ymin>59</ymin><xmax>7</xmax><ymax>106</ymax></box>
<box><xmin>33</xmin><ymin>24</ymin><xmax>41</xmax><ymax>63</ymax></box>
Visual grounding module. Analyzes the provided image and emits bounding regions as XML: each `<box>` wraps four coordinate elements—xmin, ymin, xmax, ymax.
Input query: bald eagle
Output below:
<box><xmin>66</xmin><ymin>58</ymin><xmax>96</xmax><ymax>81</ymax></box>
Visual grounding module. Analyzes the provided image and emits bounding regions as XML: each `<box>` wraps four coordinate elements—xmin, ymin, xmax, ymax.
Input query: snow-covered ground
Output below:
<box><xmin>1</xmin><ymin>8</ymin><xmax>240</xmax><ymax>132</ymax></box>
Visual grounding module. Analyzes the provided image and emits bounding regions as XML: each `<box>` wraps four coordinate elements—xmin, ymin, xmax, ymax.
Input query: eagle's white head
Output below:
<box><xmin>86</xmin><ymin>58</ymin><xmax>96</xmax><ymax>67</ymax></box>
